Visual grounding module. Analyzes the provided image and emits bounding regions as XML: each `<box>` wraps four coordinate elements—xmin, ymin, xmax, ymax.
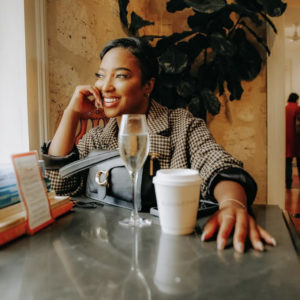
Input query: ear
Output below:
<box><xmin>144</xmin><ymin>77</ymin><xmax>155</xmax><ymax>95</ymax></box>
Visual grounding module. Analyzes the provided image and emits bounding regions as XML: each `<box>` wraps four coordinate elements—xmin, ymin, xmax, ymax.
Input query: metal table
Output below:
<box><xmin>1</xmin><ymin>204</ymin><xmax>300</xmax><ymax>300</ymax></box>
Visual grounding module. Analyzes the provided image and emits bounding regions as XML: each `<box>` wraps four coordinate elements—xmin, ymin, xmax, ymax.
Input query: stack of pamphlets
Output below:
<box><xmin>0</xmin><ymin>159</ymin><xmax>73</xmax><ymax>247</ymax></box>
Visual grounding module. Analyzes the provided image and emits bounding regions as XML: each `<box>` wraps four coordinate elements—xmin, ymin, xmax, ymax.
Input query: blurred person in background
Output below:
<box><xmin>285</xmin><ymin>92</ymin><xmax>300</xmax><ymax>189</ymax></box>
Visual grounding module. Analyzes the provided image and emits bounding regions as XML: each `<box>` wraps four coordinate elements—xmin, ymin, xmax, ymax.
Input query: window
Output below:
<box><xmin>0</xmin><ymin>0</ymin><xmax>29</xmax><ymax>164</ymax></box>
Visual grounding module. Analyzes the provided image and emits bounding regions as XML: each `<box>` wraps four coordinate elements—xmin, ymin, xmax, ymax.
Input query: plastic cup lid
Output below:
<box><xmin>153</xmin><ymin>169</ymin><xmax>202</xmax><ymax>185</ymax></box>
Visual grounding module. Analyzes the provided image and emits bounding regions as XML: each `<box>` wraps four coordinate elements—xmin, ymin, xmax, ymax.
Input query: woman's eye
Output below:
<box><xmin>95</xmin><ymin>73</ymin><xmax>104</xmax><ymax>79</ymax></box>
<box><xmin>116</xmin><ymin>74</ymin><xmax>129</xmax><ymax>79</ymax></box>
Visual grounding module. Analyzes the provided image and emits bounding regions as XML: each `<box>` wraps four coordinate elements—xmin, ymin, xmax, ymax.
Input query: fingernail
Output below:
<box><xmin>217</xmin><ymin>238</ymin><xmax>226</xmax><ymax>250</ymax></box>
<box><xmin>255</xmin><ymin>241</ymin><xmax>264</xmax><ymax>252</ymax></box>
<box><xmin>201</xmin><ymin>232</ymin><xmax>206</xmax><ymax>241</ymax></box>
<box><xmin>271</xmin><ymin>238</ymin><xmax>277</xmax><ymax>246</ymax></box>
<box><xmin>236</xmin><ymin>242</ymin><xmax>244</xmax><ymax>253</ymax></box>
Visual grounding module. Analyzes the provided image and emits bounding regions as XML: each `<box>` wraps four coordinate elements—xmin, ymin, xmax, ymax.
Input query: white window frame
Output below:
<box><xmin>25</xmin><ymin>0</ymin><xmax>49</xmax><ymax>152</ymax></box>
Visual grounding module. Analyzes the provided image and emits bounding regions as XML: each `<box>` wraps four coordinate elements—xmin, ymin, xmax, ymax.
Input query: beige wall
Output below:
<box><xmin>47</xmin><ymin>0</ymin><xmax>267</xmax><ymax>203</ymax></box>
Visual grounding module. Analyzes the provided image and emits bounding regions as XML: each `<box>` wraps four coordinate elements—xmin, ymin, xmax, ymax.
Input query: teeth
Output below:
<box><xmin>104</xmin><ymin>98</ymin><xmax>119</xmax><ymax>103</ymax></box>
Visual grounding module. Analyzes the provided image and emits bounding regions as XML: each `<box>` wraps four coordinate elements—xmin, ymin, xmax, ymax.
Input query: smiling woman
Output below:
<box><xmin>41</xmin><ymin>37</ymin><xmax>277</xmax><ymax>253</ymax></box>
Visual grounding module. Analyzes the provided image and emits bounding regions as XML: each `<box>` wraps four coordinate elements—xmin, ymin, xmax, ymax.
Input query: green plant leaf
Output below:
<box><xmin>155</xmin><ymin>31</ymin><xmax>193</xmax><ymax>55</ymax></box>
<box><xmin>184</xmin><ymin>0</ymin><xmax>227</xmax><ymax>14</ymax></box>
<box><xmin>228</xmin><ymin>4</ymin><xmax>262</xmax><ymax>26</ymax></box>
<box><xmin>201</xmin><ymin>89</ymin><xmax>221</xmax><ymax>115</ymax></box>
<box><xmin>197</xmin><ymin>64</ymin><xmax>218</xmax><ymax>92</ymax></box>
<box><xmin>257</xmin><ymin>0</ymin><xmax>287</xmax><ymax>17</ymax></box>
<box><xmin>259</xmin><ymin>12</ymin><xmax>277</xmax><ymax>33</ymax></box>
<box><xmin>189</xmin><ymin>97</ymin><xmax>205</xmax><ymax>119</ymax></box>
<box><xmin>185</xmin><ymin>34</ymin><xmax>208</xmax><ymax>61</ymax></box>
<box><xmin>118</xmin><ymin>0</ymin><xmax>129</xmax><ymax>28</ymax></box>
<box><xmin>188</xmin><ymin>12</ymin><xmax>212</xmax><ymax>33</ymax></box>
<box><xmin>227</xmin><ymin>78</ymin><xmax>244</xmax><ymax>100</ymax></box>
<box><xmin>188</xmin><ymin>7</ymin><xmax>234</xmax><ymax>34</ymax></box>
<box><xmin>177</xmin><ymin>76</ymin><xmax>197</xmax><ymax>98</ymax></box>
<box><xmin>189</xmin><ymin>90</ymin><xmax>220</xmax><ymax>117</ymax></box>
<box><xmin>158</xmin><ymin>73</ymin><xmax>181</xmax><ymax>88</ymax></box>
<box><xmin>167</xmin><ymin>0</ymin><xmax>189</xmax><ymax>12</ymax></box>
<box><xmin>140</xmin><ymin>35</ymin><xmax>166</xmax><ymax>42</ymax></box>
<box><xmin>159</xmin><ymin>46</ymin><xmax>189</xmax><ymax>74</ymax></box>
<box><xmin>231</xmin><ymin>28</ymin><xmax>262</xmax><ymax>81</ymax></box>
<box><xmin>240</xmin><ymin>21</ymin><xmax>270</xmax><ymax>55</ymax></box>
<box><xmin>235</xmin><ymin>0</ymin><xmax>263</xmax><ymax>13</ymax></box>
<box><xmin>129</xmin><ymin>12</ymin><xmax>154</xmax><ymax>36</ymax></box>
<box><xmin>210</xmin><ymin>32</ymin><xmax>234</xmax><ymax>57</ymax></box>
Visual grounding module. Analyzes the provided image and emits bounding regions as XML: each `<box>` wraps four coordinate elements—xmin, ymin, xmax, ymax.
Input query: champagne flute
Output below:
<box><xmin>118</xmin><ymin>114</ymin><xmax>152</xmax><ymax>227</ymax></box>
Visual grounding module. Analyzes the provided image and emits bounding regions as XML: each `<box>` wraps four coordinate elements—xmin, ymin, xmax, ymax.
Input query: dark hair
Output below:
<box><xmin>100</xmin><ymin>37</ymin><xmax>158</xmax><ymax>85</ymax></box>
<box><xmin>288</xmin><ymin>93</ymin><xmax>299</xmax><ymax>103</ymax></box>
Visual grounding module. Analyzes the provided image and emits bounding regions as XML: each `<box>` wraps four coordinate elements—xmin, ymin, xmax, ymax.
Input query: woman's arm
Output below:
<box><xmin>49</xmin><ymin>85</ymin><xmax>101</xmax><ymax>156</ymax></box>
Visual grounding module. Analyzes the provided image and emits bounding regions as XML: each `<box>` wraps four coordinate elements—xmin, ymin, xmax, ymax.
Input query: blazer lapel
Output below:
<box><xmin>147</xmin><ymin>100</ymin><xmax>171</xmax><ymax>168</ymax></box>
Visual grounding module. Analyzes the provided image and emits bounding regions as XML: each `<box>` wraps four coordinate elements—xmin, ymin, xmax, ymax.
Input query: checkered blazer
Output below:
<box><xmin>45</xmin><ymin>100</ymin><xmax>248</xmax><ymax>200</ymax></box>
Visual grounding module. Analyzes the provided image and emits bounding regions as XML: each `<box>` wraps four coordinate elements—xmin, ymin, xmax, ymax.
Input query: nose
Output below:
<box><xmin>97</xmin><ymin>75</ymin><xmax>115</xmax><ymax>93</ymax></box>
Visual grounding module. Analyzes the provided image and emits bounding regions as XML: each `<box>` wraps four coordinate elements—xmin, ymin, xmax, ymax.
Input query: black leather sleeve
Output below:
<box><xmin>41</xmin><ymin>142</ymin><xmax>79</xmax><ymax>170</ymax></box>
<box><xmin>206</xmin><ymin>167</ymin><xmax>257</xmax><ymax>207</ymax></box>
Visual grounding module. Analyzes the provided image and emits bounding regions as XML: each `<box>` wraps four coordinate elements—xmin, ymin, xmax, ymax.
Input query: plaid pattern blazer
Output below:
<box><xmin>45</xmin><ymin>100</ymin><xmax>247</xmax><ymax>200</ymax></box>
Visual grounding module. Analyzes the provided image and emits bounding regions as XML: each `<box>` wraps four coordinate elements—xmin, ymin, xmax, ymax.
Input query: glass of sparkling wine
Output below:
<box><xmin>118</xmin><ymin>114</ymin><xmax>152</xmax><ymax>227</ymax></box>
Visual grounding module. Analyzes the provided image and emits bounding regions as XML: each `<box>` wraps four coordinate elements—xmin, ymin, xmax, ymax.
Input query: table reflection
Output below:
<box><xmin>122</xmin><ymin>227</ymin><xmax>151</xmax><ymax>300</ymax></box>
<box><xmin>154</xmin><ymin>233</ymin><xmax>201</xmax><ymax>296</ymax></box>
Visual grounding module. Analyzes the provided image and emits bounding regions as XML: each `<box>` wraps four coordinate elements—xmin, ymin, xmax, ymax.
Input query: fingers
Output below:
<box><xmin>202</xmin><ymin>209</ymin><xmax>277</xmax><ymax>253</ymax></box>
<box><xmin>248</xmin><ymin>216</ymin><xmax>265</xmax><ymax>251</ymax></box>
<box><xmin>81</xmin><ymin>86</ymin><xmax>102</xmax><ymax>108</ymax></box>
<box><xmin>257</xmin><ymin>224</ymin><xmax>277</xmax><ymax>246</ymax></box>
<box><xmin>232</xmin><ymin>209</ymin><xmax>248</xmax><ymax>253</ymax></box>
<box><xmin>90</xmin><ymin>86</ymin><xmax>102</xmax><ymax>109</ymax></box>
<box><xmin>216</xmin><ymin>213</ymin><xmax>235</xmax><ymax>250</ymax></box>
<box><xmin>201</xmin><ymin>213</ymin><xmax>218</xmax><ymax>241</ymax></box>
<box><xmin>68</xmin><ymin>85</ymin><xmax>103</xmax><ymax>114</ymax></box>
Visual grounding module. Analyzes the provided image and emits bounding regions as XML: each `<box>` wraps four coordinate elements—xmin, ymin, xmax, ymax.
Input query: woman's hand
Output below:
<box><xmin>49</xmin><ymin>85</ymin><xmax>102</xmax><ymax>156</ymax></box>
<box><xmin>66</xmin><ymin>85</ymin><xmax>102</xmax><ymax>116</ymax></box>
<box><xmin>202</xmin><ymin>180</ymin><xmax>277</xmax><ymax>253</ymax></box>
<box><xmin>201</xmin><ymin>206</ymin><xmax>276</xmax><ymax>253</ymax></box>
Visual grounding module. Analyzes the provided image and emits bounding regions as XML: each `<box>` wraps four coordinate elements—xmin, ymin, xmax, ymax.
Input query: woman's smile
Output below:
<box><xmin>103</xmin><ymin>97</ymin><xmax>120</xmax><ymax>107</ymax></box>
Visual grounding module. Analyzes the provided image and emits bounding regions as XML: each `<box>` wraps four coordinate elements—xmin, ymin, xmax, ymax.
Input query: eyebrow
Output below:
<box><xmin>98</xmin><ymin>67</ymin><xmax>132</xmax><ymax>72</ymax></box>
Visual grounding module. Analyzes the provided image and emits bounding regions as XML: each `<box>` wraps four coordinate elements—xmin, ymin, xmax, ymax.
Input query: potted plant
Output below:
<box><xmin>118</xmin><ymin>0</ymin><xmax>287</xmax><ymax>120</ymax></box>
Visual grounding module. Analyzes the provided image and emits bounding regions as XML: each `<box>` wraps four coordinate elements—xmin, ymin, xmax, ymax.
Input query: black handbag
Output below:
<box><xmin>59</xmin><ymin>149</ymin><xmax>160</xmax><ymax>212</ymax></box>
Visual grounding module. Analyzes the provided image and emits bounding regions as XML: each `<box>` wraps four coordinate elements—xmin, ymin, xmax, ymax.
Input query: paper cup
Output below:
<box><xmin>153</xmin><ymin>169</ymin><xmax>202</xmax><ymax>235</ymax></box>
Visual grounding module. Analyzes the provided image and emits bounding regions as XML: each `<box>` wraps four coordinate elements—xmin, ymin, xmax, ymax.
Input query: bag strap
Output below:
<box><xmin>59</xmin><ymin>149</ymin><xmax>120</xmax><ymax>178</ymax></box>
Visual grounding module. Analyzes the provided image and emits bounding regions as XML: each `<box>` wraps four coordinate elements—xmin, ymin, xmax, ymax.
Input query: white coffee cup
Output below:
<box><xmin>153</xmin><ymin>169</ymin><xmax>202</xmax><ymax>235</ymax></box>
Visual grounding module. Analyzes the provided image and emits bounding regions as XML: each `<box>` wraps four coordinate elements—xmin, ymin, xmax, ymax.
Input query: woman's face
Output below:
<box><xmin>95</xmin><ymin>47</ymin><xmax>153</xmax><ymax>120</ymax></box>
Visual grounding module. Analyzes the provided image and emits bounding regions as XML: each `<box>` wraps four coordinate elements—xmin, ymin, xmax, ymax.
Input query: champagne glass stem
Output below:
<box><xmin>130</xmin><ymin>170</ymin><xmax>139</xmax><ymax>223</ymax></box>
